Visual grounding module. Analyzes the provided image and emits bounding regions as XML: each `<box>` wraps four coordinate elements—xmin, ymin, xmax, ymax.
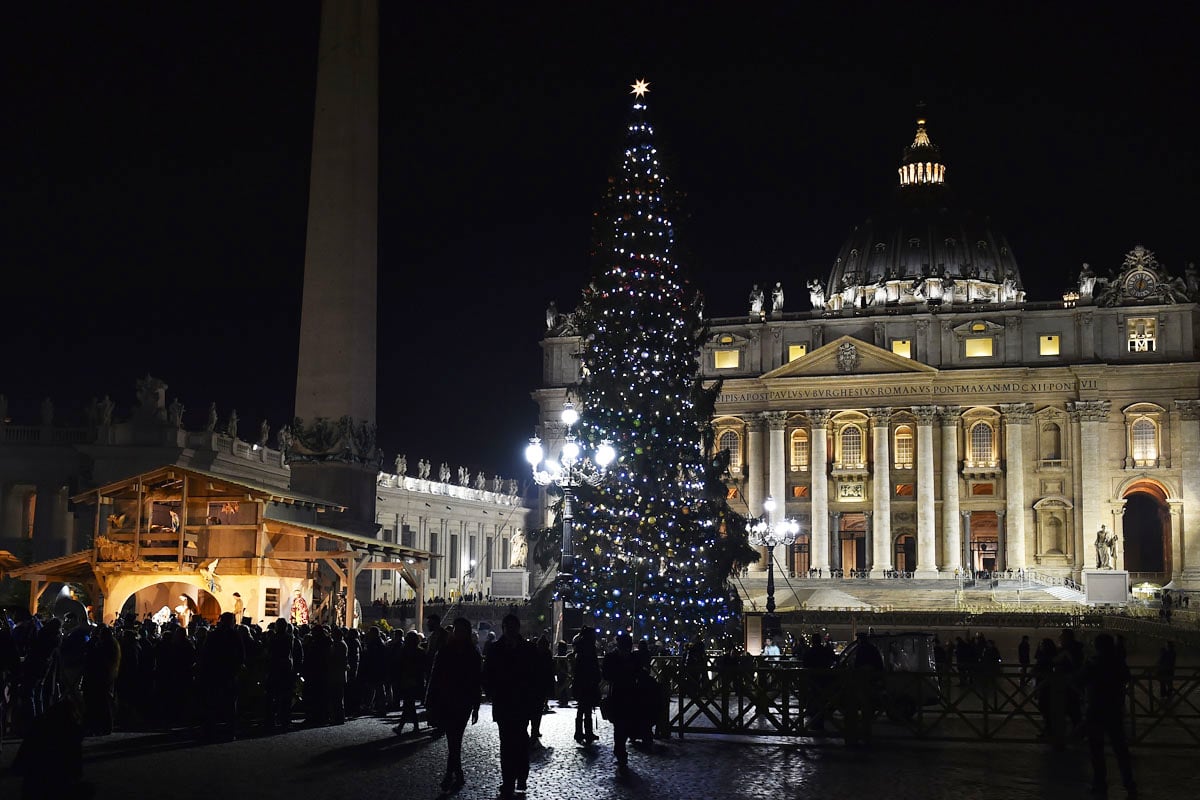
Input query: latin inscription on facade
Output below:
<box><xmin>717</xmin><ymin>379</ymin><xmax>1090</xmax><ymax>405</ymax></box>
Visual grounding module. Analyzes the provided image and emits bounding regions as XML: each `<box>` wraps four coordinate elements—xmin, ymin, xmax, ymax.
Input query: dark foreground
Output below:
<box><xmin>1</xmin><ymin>702</ymin><xmax>1186</xmax><ymax>800</ymax></box>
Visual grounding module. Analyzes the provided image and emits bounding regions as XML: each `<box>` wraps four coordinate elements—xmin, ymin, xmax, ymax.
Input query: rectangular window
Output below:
<box><xmin>486</xmin><ymin>536</ymin><xmax>494</xmax><ymax>576</ymax></box>
<box><xmin>429</xmin><ymin>531</ymin><xmax>439</xmax><ymax>579</ymax></box>
<box><xmin>787</xmin><ymin>344</ymin><xmax>808</xmax><ymax>361</ymax></box>
<box><xmin>1127</xmin><ymin>318</ymin><xmax>1156</xmax><ymax>352</ymax></box>
<box><xmin>965</xmin><ymin>337</ymin><xmax>993</xmax><ymax>358</ymax></box>
<box><xmin>891</xmin><ymin>339</ymin><xmax>912</xmax><ymax>358</ymax></box>
<box><xmin>714</xmin><ymin>349</ymin><xmax>740</xmax><ymax>369</ymax></box>
<box><xmin>400</xmin><ymin>524</ymin><xmax>413</xmax><ymax>547</ymax></box>
<box><xmin>501</xmin><ymin>537</ymin><xmax>511</xmax><ymax>569</ymax></box>
<box><xmin>449</xmin><ymin>533</ymin><xmax>460</xmax><ymax>577</ymax></box>
<box><xmin>1039</xmin><ymin>334</ymin><xmax>1060</xmax><ymax>356</ymax></box>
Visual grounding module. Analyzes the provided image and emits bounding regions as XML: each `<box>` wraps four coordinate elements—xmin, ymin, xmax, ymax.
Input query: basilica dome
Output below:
<box><xmin>818</xmin><ymin>116</ymin><xmax>1024</xmax><ymax>311</ymax></box>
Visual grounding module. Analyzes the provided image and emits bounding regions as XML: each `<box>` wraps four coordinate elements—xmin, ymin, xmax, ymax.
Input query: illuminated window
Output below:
<box><xmin>893</xmin><ymin>425</ymin><xmax>914</xmax><ymax>469</ymax></box>
<box><xmin>968</xmin><ymin>421</ymin><xmax>995</xmax><ymax>464</ymax></box>
<box><xmin>787</xmin><ymin>344</ymin><xmax>808</xmax><ymax>361</ymax></box>
<box><xmin>971</xmin><ymin>322</ymin><xmax>987</xmax><ymax>333</ymax></box>
<box><xmin>719</xmin><ymin>430</ymin><xmax>742</xmax><ymax>474</ymax></box>
<box><xmin>894</xmin><ymin>484</ymin><xmax>914</xmax><ymax>497</ymax></box>
<box><xmin>891</xmin><ymin>339</ymin><xmax>912</xmax><ymax>358</ymax></box>
<box><xmin>839</xmin><ymin>425</ymin><xmax>864</xmax><ymax>467</ymax></box>
<box><xmin>1131</xmin><ymin>418</ymin><xmax>1157</xmax><ymax>465</ymax></box>
<box><xmin>1127</xmin><ymin>318</ymin><xmax>1156</xmax><ymax>352</ymax></box>
<box><xmin>790</xmin><ymin>429</ymin><xmax>810</xmax><ymax>472</ymax></box>
<box><xmin>1039</xmin><ymin>335</ymin><xmax>1060</xmax><ymax>356</ymax></box>
<box><xmin>714</xmin><ymin>349</ymin><xmax>740</xmax><ymax>369</ymax></box>
<box><xmin>965</xmin><ymin>337</ymin><xmax>993</xmax><ymax>358</ymax></box>
<box><xmin>792</xmin><ymin>485</ymin><xmax>809</xmax><ymax>498</ymax></box>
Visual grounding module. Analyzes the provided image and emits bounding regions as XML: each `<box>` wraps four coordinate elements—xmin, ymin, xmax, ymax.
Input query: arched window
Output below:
<box><xmin>968</xmin><ymin>421</ymin><xmax>995</xmax><ymax>465</ymax></box>
<box><xmin>1131</xmin><ymin>418</ymin><xmax>1157</xmax><ymax>465</ymax></box>
<box><xmin>840</xmin><ymin>425</ymin><xmax>864</xmax><ymax>467</ymax></box>
<box><xmin>893</xmin><ymin>425</ymin><xmax>914</xmax><ymax>469</ymax></box>
<box><xmin>791</xmin><ymin>429</ymin><xmax>810</xmax><ymax>472</ymax></box>
<box><xmin>1040</xmin><ymin>422</ymin><xmax>1062</xmax><ymax>462</ymax></box>
<box><xmin>719</xmin><ymin>430</ymin><xmax>742</xmax><ymax>474</ymax></box>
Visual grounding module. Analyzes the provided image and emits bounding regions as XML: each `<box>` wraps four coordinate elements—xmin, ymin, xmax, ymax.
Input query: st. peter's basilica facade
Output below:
<box><xmin>535</xmin><ymin>116</ymin><xmax>1200</xmax><ymax>591</ymax></box>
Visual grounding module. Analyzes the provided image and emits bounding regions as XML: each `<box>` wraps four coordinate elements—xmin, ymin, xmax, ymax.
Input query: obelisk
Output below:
<box><xmin>291</xmin><ymin>0</ymin><xmax>380</xmax><ymax>531</ymax></box>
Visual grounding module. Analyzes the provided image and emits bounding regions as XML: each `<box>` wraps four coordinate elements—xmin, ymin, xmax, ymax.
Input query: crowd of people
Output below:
<box><xmin>0</xmin><ymin>604</ymin><xmax>1173</xmax><ymax>799</ymax></box>
<box><xmin>0</xmin><ymin>605</ymin><xmax>676</xmax><ymax>798</ymax></box>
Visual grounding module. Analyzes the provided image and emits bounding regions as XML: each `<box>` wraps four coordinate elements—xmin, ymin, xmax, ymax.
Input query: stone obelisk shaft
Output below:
<box><xmin>294</xmin><ymin>0</ymin><xmax>378</xmax><ymax>426</ymax></box>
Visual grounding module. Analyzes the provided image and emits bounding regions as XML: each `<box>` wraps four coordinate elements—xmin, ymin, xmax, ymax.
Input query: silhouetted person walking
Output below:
<box><xmin>1156</xmin><ymin>641</ymin><xmax>1176</xmax><ymax>699</ymax></box>
<box><xmin>1083</xmin><ymin>633</ymin><xmax>1136</xmax><ymax>798</ymax></box>
<box><xmin>601</xmin><ymin>631</ymin><xmax>641</xmax><ymax>773</ymax></box>
<box><xmin>427</xmin><ymin>617</ymin><xmax>481</xmax><ymax>792</ymax></box>
<box><xmin>485</xmin><ymin>614</ymin><xmax>538</xmax><ymax>799</ymax></box>
<box><xmin>570</xmin><ymin>627</ymin><xmax>601</xmax><ymax>745</ymax></box>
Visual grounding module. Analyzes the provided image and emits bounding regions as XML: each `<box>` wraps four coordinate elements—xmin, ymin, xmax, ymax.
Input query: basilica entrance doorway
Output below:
<box><xmin>967</xmin><ymin>511</ymin><xmax>999</xmax><ymax>574</ymax></box>
<box><xmin>838</xmin><ymin>513</ymin><xmax>867</xmax><ymax>572</ymax></box>
<box><xmin>894</xmin><ymin>534</ymin><xmax>916</xmax><ymax>573</ymax></box>
<box><xmin>1122</xmin><ymin>482</ymin><xmax>1170</xmax><ymax>578</ymax></box>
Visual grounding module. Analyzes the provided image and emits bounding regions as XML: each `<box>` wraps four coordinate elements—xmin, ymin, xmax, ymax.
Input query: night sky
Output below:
<box><xmin>4</xmin><ymin>2</ymin><xmax>1198</xmax><ymax>481</ymax></box>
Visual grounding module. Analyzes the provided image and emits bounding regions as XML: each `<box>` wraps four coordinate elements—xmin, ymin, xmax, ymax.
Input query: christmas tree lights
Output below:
<box><xmin>562</xmin><ymin>81</ymin><xmax>757</xmax><ymax>646</ymax></box>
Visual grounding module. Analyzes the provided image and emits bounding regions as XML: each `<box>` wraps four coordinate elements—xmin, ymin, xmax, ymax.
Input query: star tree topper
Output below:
<box><xmin>630</xmin><ymin>78</ymin><xmax>650</xmax><ymax>97</ymax></box>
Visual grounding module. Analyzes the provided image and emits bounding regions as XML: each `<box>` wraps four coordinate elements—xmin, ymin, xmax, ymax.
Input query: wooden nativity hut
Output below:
<box><xmin>4</xmin><ymin>466</ymin><xmax>433</xmax><ymax>628</ymax></box>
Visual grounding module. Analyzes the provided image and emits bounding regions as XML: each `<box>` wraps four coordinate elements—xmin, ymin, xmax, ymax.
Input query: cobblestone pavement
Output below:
<box><xmin>1</xmin><ymin>703</ymin><xmax>1188</xmax><ymax>800</ymax></box>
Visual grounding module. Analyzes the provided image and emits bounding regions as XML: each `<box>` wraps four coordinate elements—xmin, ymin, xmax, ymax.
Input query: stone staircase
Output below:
<box><xmin>735</xmin><ymin>576</ymin><xmax>1082</xmax><ymax>611</ymax></box>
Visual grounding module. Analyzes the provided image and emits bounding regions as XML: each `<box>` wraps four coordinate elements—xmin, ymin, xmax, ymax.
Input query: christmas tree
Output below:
<box><xmin>564</xmin><ymin>80</ymin><xmax>756</xmax><ymax>645</ymax></box>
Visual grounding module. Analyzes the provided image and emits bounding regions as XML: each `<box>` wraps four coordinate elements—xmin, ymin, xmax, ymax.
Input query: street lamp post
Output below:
<box><xmin>747</xmin><ymin>495</ymin><xmax>799</xmax><ymax>638</ymax></box>
<box><xmin>525</xmin><ymin>402</ymin><xmax>616</xmax><ymax>577</ymax></box>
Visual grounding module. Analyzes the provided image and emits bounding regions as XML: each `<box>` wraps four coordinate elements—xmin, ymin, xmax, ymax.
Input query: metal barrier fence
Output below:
<box><xmin>648</xmin><ymin>658</ymin><xmax>1198</xmax><ymax>748</ymax></box>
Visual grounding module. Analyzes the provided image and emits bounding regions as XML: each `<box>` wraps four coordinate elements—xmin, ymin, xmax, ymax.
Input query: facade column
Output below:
<box><xmin>1000</xmin><ymin>403</ymin><xmax>1033</xmax><ymax>570</ymax></box>
<box><xmin>766</xmin><ymin>412</ymin><xmax>788</xmax><ymax>525</ymax></box>
<box><xmin>1173</xmin><ymin>400</ymin><xmax>1200</xmax><ymax>583</ymax></box>
<box><xmin>1071</xmin><ymin>400</ymin><xmax>1112</xmax><ymax>574</ymax></box>
<box><xmin>864</xmin><ymin>511</ymin><xmax>874</xmax><ymax>575</ymax></box>
<box><xmin>807</xmin><ymin>410</ymin><xmax>832</xmax><ymax>572</ymax></box>
<box><xmin>869</xmin><ymin>407</ymin><xmax>893</xmax><ymax>577</ymax></box>
<box><xmin>765</xmin><ymin>412</ymin><xmax>788</xmax><ymax>576</ymax></box>
<box><xmin>939</xmin><ymin>406</ymin><xmax>962</xmax><ymax>574</ymax></box>
<box><xmin>961</xmin><ymin>510</ymin><xmax>973</xmax><ymax>575</ymax></box>
<box><xmin>830</xmin><ymin>511</ymin><xmax>842</xmax><ymax>573</ymax></box>
<box><xmin>996</xmin><ymin>508</ymin><xmax>1007</xmax><ymax>572</ymax></box>
<box><xmin>914</xmin><ymin>405</ymin><xmax>939</xmax><ymax>577</ymax></box>
<box><xmin>1168</xmin><ymin>501</ymin><xmax>1184</xmax><ymax>582</ymax></box>
<box><xmin>746</xmin><ymin>415</ymin><xmax>766</xmax><ymax>572</ymax></box>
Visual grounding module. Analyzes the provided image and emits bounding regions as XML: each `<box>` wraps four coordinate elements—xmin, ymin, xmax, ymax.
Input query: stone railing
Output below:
<box><xmin>375</xmin><ymin>472</ymin><xmax>524</xmax><ymax>506</ymax></box>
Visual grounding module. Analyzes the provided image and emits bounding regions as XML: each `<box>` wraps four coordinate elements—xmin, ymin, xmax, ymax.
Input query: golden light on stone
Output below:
<box><xmin>630</xmin><ymin>78</ymin><xmax>650</xmax><ymax>97</ymax></box>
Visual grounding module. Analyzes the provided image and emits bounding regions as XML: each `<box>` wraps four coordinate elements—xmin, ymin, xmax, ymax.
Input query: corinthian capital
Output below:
<box><xmin>1174</xmin><ymin>400</ymin><xmax>1200</xmax><ymax>421</ymax></box>
<box><xmin>868</xmin><ymin>407</ymin><xmax>893</xmax><ymax>426</ymax></box>
<box><xmin>805</xmin><ymin>409</ymin><xmax>833</xmax><ymax>429</ymax></box>
<box><xmin>937</xmin><ymin>405</ymin><xmax>962</xmax><ymax>425</ymax></box>
<box><xmin>1068</xmin><ymin>400</ymin><xmax>1111</xmax><ymax>422</ymax></box>
<box><xmin>763</xmin><ymin>411</ymin><xmax>788</xmax><ymax>431</ymax></box>
<box><xmin>912</xmin><ymin>405</ymin><xmax>940</xmax><ymax>425</ymax></box>
<box><xmin>999</xmin><ymin>403</ymin><xmax>1034</xmax><ymax>424</ymax></box>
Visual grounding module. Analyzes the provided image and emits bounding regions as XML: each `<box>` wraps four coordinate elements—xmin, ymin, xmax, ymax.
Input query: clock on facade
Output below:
<box><xmin>1125</xmin><ymin>270</ymin><xmax>1156</xmax><ymax>299</ymax></box>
